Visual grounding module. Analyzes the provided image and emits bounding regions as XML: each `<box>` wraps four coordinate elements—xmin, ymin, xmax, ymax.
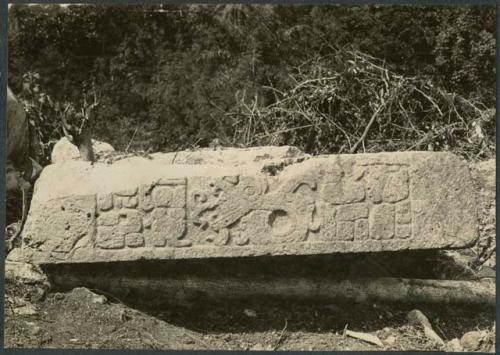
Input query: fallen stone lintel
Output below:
<box><xmin>17</xmin><ymin>150</ymin><xmax>478</xmax><ymax>264</ymax></box>
<box><xmin>50</xmin><ymin>272</ymin><xmax>495</xmax><ymax>307</ymax></box>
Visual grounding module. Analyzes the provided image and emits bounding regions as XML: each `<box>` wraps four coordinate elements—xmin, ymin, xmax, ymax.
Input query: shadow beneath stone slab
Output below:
<box><xmin>40</xmin><ymin>251</ymin><xmax>493</xmax><ymax>337</ymax></box>
<box><xmin>43</xmin><ymin>250</ymin><xmax>476</xmax><ymax>303</ymax></box>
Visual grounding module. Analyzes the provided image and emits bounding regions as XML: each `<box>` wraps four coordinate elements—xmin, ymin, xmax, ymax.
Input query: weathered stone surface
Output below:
<box><xmin>444</xmin><ymin>159</ymin><xmax>496</xmax><ymax>275</ymax></box>
<box><xmin>5</xmin><ymin>262</ymin><xmax>49</xmax><ymax>285</ymax></box>
<box><xmin>16</xmin><ymin>150</ymin><xmax>478</xmax><ymax>264</ymax></box>
<box><xmin>51</xmin><ymin>137</ymin><xmax>115</xmax><ymax>163</ymax></box>
<box><xmin>151</xmin><ymin>145</ymin><xmax>308</xmax><ymax>166</ymax></box>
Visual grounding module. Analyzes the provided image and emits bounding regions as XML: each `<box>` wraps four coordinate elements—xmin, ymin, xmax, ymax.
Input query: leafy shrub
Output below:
<box><xmin>8</xmin><ymin>5</ymin><xmax>495</xmax><ymax>160</ymax></box>
<box><xmin>20</xmin><ymin>72</ymin><xmax>100</xmax><ymax>165</ymax></box>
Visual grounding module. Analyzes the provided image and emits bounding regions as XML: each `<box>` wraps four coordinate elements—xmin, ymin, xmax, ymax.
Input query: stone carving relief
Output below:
<box><xmin>189</xmin><ymin>175</ymin><xmax>320</xmax><ymax>246</ymax></box>
<box><xmin>95</xmin><ymin>178</ymin><xmax>190</xmax><ymax>249</ymax></box>
<box><xmin>92</xmin><ymin>161</ymin><xmax>413</xmax><ymax>251</ymax></box>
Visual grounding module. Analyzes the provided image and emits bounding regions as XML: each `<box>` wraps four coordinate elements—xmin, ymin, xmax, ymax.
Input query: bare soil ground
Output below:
<box><xmin>4</xmin><ymin>252</ymin><xmax>496</xmax><ymax>351</ymax></box>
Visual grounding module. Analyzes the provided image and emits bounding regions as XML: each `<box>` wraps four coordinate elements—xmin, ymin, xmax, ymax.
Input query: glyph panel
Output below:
<box><xmin>18</xmin><ymin>151</ymin><xmax>478</xmax><ymax>263</ymax></box>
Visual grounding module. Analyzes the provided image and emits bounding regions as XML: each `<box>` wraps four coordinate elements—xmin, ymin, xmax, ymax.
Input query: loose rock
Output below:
<box><xmin>5</xmin><ymin>262</ymin><xmax>49</xmax><ymax>285</ymax></box>
<box><xmin>460</xmin><ymin>330</ymin><xmax>486</xmax><ymax>351</ymax></box>
<box><xmin>446</xmin><ymin>338</ymin><xmax>463</xmax><ymax>352</ymax></box>
<box><xmin>26</xmin><ymin>322</ymin><xmax>41</xmax><ymax>337</ymax></box>
<box><xmin>51</xmin><ymin>137</ymin><xmax>115</xmax><ymax>163</ymax></box>
<box><xmin>407</xmin><ymin>309</ymin><xmax>444</xmax><ymax>346</ymax></box>
<box><xmin>250</xmin><ymin>343</ymin><xmax>267</xmax><ymax>350</ymax></box>
<box><xmin>345</xmin><ymin>329</ymin><xmax>384</xmax><ymax>347</ymax></box>
<box><xmin>244</xmin><ymin>309</ymin><xmax>257</xmax><ymax>318</ymax></box>
<box><xmin>92</xmin><ymin>294</ymin><xmax>108</xmax><ymax>305</ymax></box>
<box><xmin>383</xmin><ymin>335</ymin><xmax>397</xmax><ymax>346</ymax></box>
<box><xmin>15</xmin><ymin>303</ymin><xmax>38</xmax><ymax>316</ymax></box>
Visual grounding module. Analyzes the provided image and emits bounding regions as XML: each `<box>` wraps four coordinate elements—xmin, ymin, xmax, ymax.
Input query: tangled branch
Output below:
<box><xmin>227</xmin><ymin>49</ymin><xmax>494</xmax><ymax>160</ymax></box>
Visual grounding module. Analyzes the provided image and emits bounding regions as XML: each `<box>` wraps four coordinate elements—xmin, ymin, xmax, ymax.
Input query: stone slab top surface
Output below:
<box><xmin>13</xmin><ymin>148</ymin><xmax>478</xmax><ymax>264</ymax></box>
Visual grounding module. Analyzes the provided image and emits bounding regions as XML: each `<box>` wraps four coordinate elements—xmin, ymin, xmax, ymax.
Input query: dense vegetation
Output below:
<box><xmin>8</xmin><ymin>4</ymin><xmax>495</xmax><ymax>164</ymax></box>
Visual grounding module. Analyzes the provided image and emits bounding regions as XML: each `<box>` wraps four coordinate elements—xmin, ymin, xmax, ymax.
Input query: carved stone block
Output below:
<box><xmin>97</xmin><ymin>212</ymin><xmax>120</xmax><ymax>226</ymax></box>
<box><xmin>139</xmin><ymin>186</ymin><xmax>155</xmax><ymax>212</ymax></box>
<box><xmin>97</xmin><ymin>193</ymin><xmax>113</xmax><ymax>211</ymax></box>
<box><xmin>16</xmin><ymin>149</ymin><xmax>479</xmax><ymax>264</ymax></box>
<box><xmin>395</xmin><ymin>224</ymin><xmax>411</xmax><ymax>239</ymax></box>
<box><xmin>151</xmin><ymin>208</ymin><xmax>186</xmax><ymax>247</ymax></box>
<box><xmin>337</xmin><ymin>203</ymin><xmax>368</xmax><ymax>221</ymax></box>
<box><xmin>370</xmin><ymin>204</ymin><xmax>395</xmax><ymax>240</ymax></box>
<box><xmin>97</xmin><ymin>227</ymin><xmax>125</xmax><ymax>249</ymax></box>
<box><xmin>337</xmin><ymin>221</ymin><xmax>354</xmax><ymax>241</ymax></box>
<box><xmin>117</xmin><ymin>210</ymin><xmax>142</xmax><ymax>234</ymax></box>
<box><xmin>152</xmin><ymin>184</ymin><xmax>186</xmax><ymax>208</ymax></box>
<box><xmin>125</xmin><ymin>233</ymin><xmax>145</xmax><ymax>248</ymax></box>
<box><xmin>355</xmin><ymin>219</ymin><xmax>369</xmax><ymax>240</ymax></box>
<box><xmin>383</xmin><ymin>169</ymin><xmax>409</xmax><ymax>202</ymax></box>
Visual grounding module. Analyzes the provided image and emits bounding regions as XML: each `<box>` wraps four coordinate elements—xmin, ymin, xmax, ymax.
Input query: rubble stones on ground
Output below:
<box><xmin>250</xmin><ymin>343</ymin><xmax>271</xmax><ymax>350</ymax></box>
<box><xmin>14</xmin><ymin>149</ymin><xmax>478</xmax><ymax>264</ymax></box>
<box><xmin>407</xmin><ymin>309</ymin><xmax>444</xmax><ymax>346</ymax></box>
<box><xmin>446</xmin><ymin>338</ymin><xmax>463</xmax><ymax>352</ymax></box>
<box><xmin>25</xmin><ymin>322</ymin><xmax>41</xmax><ymax>337</ymax></box>
<box><xmin>5</xmin><ymin>262</ymin><xmax>49</xmax><ymax>286</ymax></box>
<box><xmin>14</xmin><ymin>302</ymin><xmax>39</xmax><ymax>316</ymax></box>
<box><xmin>31</xmin><ymin>287</ymin><xmax>47</xmax><ymax>303</ymax></box>
<box><xmin>70</xmin><ymin>287</ymin><xmax>107</xmax><ymax>303</ymax></box>
<box><xmin>345</xmin><ymin>330</ymin><xmax>384</xmax><ymax>347</ymax></box>
<box><xmin>460</xmin><ymin>330</ymin><xmax>487</xmax><ymax>351</ymax></box>
<box><xmin>383</xmin><ymin>335</ymin><xmax>397</xmax><ymax>346</ymax></box>
<box><xmin>407</xmin><ymin>310</ymin><xmax>431</xmax><ymax>328</ymax></box>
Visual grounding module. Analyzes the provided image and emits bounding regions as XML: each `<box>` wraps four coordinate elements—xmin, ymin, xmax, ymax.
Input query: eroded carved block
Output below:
<box><xmin>337</xmin><ymin>203</ymin><xmax>368</xmax><ymax>221</ymax></box>
<box><xmin>337</xmin><ymin>221</ymin><xmax>354</xmax><ymax>241</ymax></box>
<box><xmin>383</xmin><ymin>169</ymin><xmax>409</xmax><ymax>202</ymax></box>
<box><xmin>122</xmin><ymin>196</ymin><xmax>139</xmax><ymax>208</ymax></box>
<box><xmin>97</xmin><ymin>227</ymin><xmax>125</xmax><ymax>249</ymax></box>
<box><xmin>139</xmin><ymin>185</ymin><xmax>155</xmax><ymax>212</ymax></box>
<box><xmin>153</xmin><ymin>185</ymin><xmax>186</xmax><ymax>208</ymax></box>
<box><xmin>151</xmin><ymin>208</ymin><xmax>187</xmax><ymax>247</ymax></box>
<box><xmin>395</xmin><ymin>224</ymin><xmax>411</xmax><ymax>239</ymax></box>
<box><xmin>115</xmin><ymin>187</ymin><xmax>138</xmax><ymax>196</ymax></box>
<box><xmin>97</xmin><ymin>211</ymin><xmax>120</xmax><ymax>226</ymax></box>
<box><xmin>395</xmin><ymin>201</ymin><xmax>412</xmax><ymax>226</ymax></box>
<box><xmin>18</xmin><ymin>150</ymin><xmax>479</xmax><ymax>264</ymax></box>
<box><xmin>117</xmin><ymin>210</ymin><xmax>142</xmax><ymax>234</ymax></box>
<box><xmin>369</xmin><ymin>204</ymin><xmax>395</xmax><ymax>240</ymax></box>
<box><xmin>143</xmin><ymin>212</ymin><xmax>153</xmax><ymax>229</ymax></box>
<box><xmin>355</xmin><ymin>219</ymin><xmax>369</xmax><ymax>240</ymax></box>
<box><xmin>98</xmin><ymin>194</ymin><xmax>113</xmax><ymax>211</ymax></box>
<box><xmin>125</xmin><ymin>233</ymin><xmax>144</xmax><ymax>248</ymax></box>
<box><xmin>364</xmin><ymin>168</ymin><xmax>385</xmax><ymax>204</ymax></box>
<box><xmin>322</xmin><ymin>180</ymin><xmax>365</xmax><ymax>204</ymax></box>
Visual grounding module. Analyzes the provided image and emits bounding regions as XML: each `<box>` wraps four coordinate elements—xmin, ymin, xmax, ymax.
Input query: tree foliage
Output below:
<box><xmin>8</xmin><ymin>4</ymin><xmax>495</xmax><ymax>163</ymax></box>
